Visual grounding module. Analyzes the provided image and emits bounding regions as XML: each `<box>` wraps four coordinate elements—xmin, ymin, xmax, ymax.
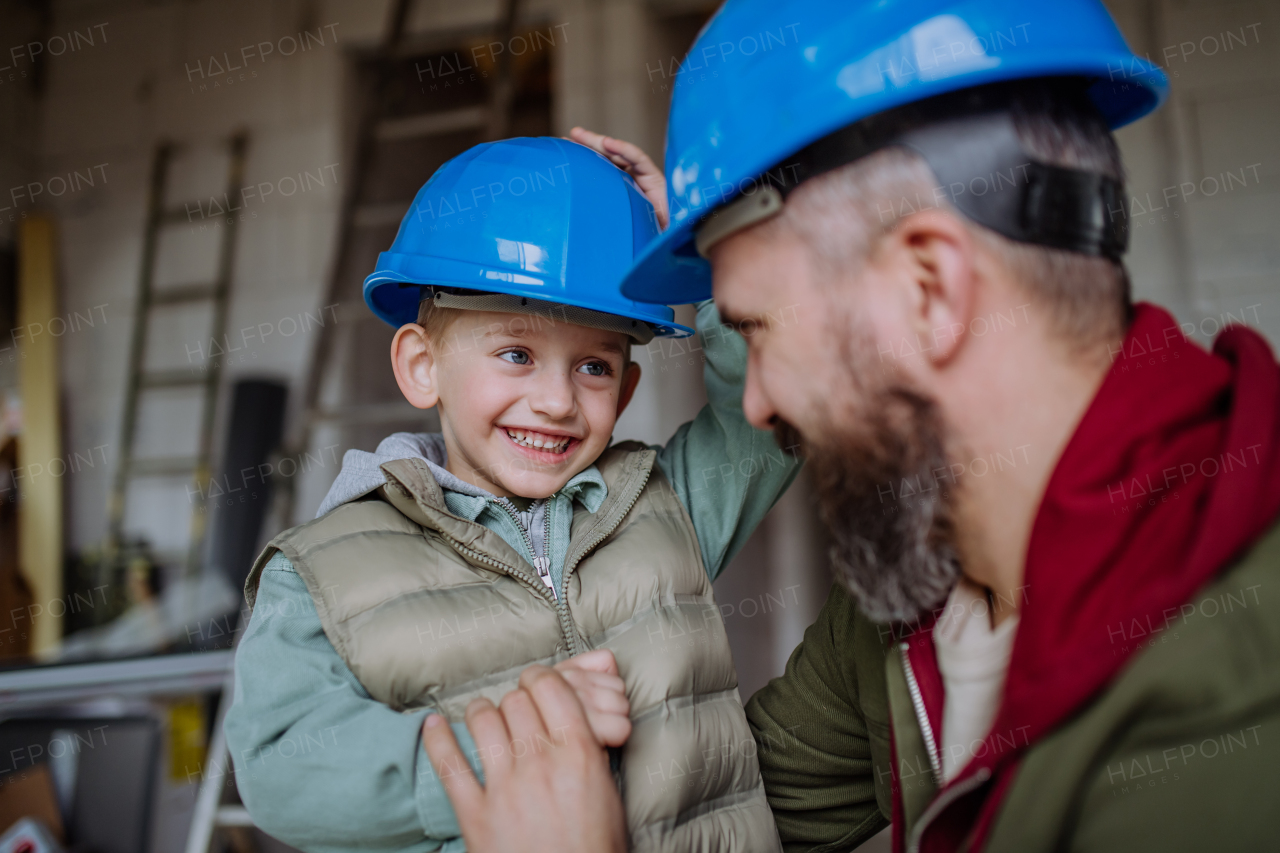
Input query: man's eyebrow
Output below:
<box><xmin>716</xmin><ymin>305</ymin><xmax>750</xmax><ymax>327</ymax></box>
<box><xmin>594</xmin><ymin>339</ymin><xmax>626</xmax><ymax>356</ymax></box>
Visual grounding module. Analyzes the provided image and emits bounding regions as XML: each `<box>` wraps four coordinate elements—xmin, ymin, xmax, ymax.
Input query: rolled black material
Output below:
<box><xmin>206</xmin><ymin>378</ymin><xmax>287</xmax><ymax>602</ymax></box>
<box><xmin>771</xmin><ymin>83</ymin><xmax>1129</xmax><ymax>261</ymax></box>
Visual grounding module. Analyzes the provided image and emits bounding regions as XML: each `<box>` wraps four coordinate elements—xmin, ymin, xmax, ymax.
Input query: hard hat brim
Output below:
<box><xmin>365</xmin><ymin>265</ymin><xmax>694</xmax><ymax>339</ymax></box>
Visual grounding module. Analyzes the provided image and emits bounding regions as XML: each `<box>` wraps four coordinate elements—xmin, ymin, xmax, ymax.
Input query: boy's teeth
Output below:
<box><xmin>506</xmin><ymin>429</ymin><xmax>569</xmax><ymax>452</ymax></box>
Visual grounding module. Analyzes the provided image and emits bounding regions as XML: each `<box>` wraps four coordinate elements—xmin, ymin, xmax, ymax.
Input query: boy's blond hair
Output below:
<box><xmin>417</xmin><ymin>296</ymin><xmax>464</xmax><ymax>344</ymax></box>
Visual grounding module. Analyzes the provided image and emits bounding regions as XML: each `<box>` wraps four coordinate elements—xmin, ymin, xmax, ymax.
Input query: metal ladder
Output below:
<box><xmin>183</xmin><ymin>668</ymin><xmax>254</xmax><ymax>853</ymax></box>
<box><xmin>102</xmin><ymin>131</ymin><xmax>249</xmax><ymax>591</ymax></box>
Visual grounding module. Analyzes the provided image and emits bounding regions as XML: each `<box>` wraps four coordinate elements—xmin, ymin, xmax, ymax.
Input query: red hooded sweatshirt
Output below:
<box><xmin>889</xmin><ymin>303</ymin><xmax>1280</xmax><ymax>852</ymax></box>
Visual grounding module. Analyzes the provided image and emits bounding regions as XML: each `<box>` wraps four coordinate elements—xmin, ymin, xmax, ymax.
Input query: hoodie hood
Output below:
<box><xmin>903</xmin><ymin>303</ymin><xmax>1280</xmax><ymax>852</ymax></box>
<box><xmin>315</xmin><ymin>432</ymin><xmax>493</xmax><ymax>517</ymax></box>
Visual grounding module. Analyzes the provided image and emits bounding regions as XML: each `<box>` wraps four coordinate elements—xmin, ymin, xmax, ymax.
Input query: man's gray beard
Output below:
<box><xmin>783</xmin><ymin>379</ymin><xmax>961</xmax><ymax>625</ymax></box>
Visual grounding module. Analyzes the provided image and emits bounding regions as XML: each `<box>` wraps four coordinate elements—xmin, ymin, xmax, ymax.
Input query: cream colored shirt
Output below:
<box><xmin>933</xmin><ymin>581</ymin><xmax>1020</xmax><ymax>784</ymax></box>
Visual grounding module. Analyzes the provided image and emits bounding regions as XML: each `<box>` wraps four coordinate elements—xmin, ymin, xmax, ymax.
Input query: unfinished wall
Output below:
<box><xmin>1</xmin><ymin>0</ymin><xmax>1274</xmax><ymax>850</ymax></box>
<box><xmin>1109</xmin><ymin>0</ymin><xmax>1279</xmax><ymax>345</ymax></box>
<box><xmin>35</xmin><ymin>1</ymin><xmax>385</xmax><ymax>569</ymax></box>
<box><xmin>18</xmin><ymin>0</ymin><xmax>1278</xmax><ymax>721</ymax></box>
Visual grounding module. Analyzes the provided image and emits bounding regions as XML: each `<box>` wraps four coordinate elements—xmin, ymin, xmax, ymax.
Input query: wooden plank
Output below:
<box><xmin>17</xmin><ymin>215</ymin><xmax>63</xmax><ymax>657</ymax></box>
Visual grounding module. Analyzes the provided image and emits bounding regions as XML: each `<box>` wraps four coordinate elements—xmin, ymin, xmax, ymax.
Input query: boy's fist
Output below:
<box><xmin>554</xmin><ymin>649</ymin><xmax>632</xmax><ymax>747</ymax></box>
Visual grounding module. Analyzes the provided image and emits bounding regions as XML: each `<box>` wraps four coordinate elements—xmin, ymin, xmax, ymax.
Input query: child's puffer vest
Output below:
<box><xmin>245</xmin><ymin>442</ymin><xmax>781</xmax><ymax>853</ymax></box>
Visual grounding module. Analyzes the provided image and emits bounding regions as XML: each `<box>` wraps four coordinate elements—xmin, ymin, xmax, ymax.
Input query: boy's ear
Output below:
<box><xmin>391</xmin><ymin>324</ymin><xmax>440</xmax><ymax>409</ymax></box>
<box><xmin>616</xmin><ymin>362</ymin><xmax>642</xmax><ymax>417</ymax></box>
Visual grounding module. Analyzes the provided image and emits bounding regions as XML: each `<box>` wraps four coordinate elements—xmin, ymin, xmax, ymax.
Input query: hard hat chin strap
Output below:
<box><xmin>696</xmin><ymin>109</ymin><xmax>1128</xmax><ymax>263</ymax></box>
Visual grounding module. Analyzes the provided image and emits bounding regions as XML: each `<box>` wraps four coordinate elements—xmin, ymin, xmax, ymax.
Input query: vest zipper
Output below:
<box><xmin>495</xmin><ymin>500</ymin><xmax>556</xmax><ymax>598</ymax></box>
<box><xmin>541</xmin><ymin>501</ymin><xmax>553</xmax><ymax>593</ymax></box>
<box><xmin>557</xmin><ymin>463</ymin><xmax>653</xmax><ymax>656</ymax></box>
<box><xmin>438</xmin><ymin>537</ymin><xmax>557</xmax><ymax>610</ymax></box>
<box><xmin>436</xmin><ymin>460</ymin><xmax>653</xmax><ymax>659</ymax></box>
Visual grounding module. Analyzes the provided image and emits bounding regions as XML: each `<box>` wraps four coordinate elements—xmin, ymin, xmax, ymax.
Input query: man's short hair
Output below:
<box><xmin>770</xmin><ymin>78</ymin><xmax>1130</xmax><ymax>349</ymax></box>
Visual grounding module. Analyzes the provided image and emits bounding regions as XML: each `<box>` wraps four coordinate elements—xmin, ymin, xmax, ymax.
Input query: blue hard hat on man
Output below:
<box><xmin>619</xmin><ymin>0</ymin><xmax>1169</xmax><ymax>305</ymax></box>
<box><xmin>366</xmin><ymin>136</ymin><xmax>693</xmax><ymax>339</ymax></box>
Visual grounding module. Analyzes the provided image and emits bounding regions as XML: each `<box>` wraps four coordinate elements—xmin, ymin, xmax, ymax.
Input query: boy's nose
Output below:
<box><xmin>529</xmin><ymin>371</ymin><xmax>577</xmax><ymax>420</ymax></box>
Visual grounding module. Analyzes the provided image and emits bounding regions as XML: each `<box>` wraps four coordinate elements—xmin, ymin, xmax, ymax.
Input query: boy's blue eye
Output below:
<box><xmin>578</xmin><ymin>361</ymin><xmax>609</xmax><ymax>377</ymax></box>
<box><xmin>499</xmin><ymin>350</ymin><xmax>530</xmax><ymax>365</ymax></box>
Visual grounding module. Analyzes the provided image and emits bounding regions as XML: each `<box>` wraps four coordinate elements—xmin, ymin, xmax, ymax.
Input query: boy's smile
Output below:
<box><xmin>392</xmin><ymin>309</ymin><xmax>642</xmax><ymax>499</ymax></box>
<box><xmin>501</xmin><ymin>427</ymin><xmax>578</xmax><ymax>457</ymax></box>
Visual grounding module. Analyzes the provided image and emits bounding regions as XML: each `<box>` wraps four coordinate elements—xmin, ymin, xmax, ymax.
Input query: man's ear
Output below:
<box><xmin>882</xmin><ymin>209</ymin><xmax>976</xmax><ymax>365</ymax></box>
<box><xmin>391</xmin><ymin>323</ymin><xmax>440</xmax><ymax>409</ymax></box>
<box><xmin>616</xmin><ymin>362</ymin><xmax>642</xmax><ymax>416</ymax></box>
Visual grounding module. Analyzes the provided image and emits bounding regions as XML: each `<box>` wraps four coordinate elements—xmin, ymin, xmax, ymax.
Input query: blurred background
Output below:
<box><xmin>0</xmin><ymin>0</ymin><xmax>1275</xmax><ymax>850</ymax></box>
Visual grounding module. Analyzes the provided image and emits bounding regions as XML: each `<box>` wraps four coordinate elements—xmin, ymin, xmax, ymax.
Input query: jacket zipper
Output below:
<box><xmin>899</xmin><ymin>642</ymin><xmax>993</xmax><ymax>853</ymax></box>
<box><xmin>905</xmin><ymin>767</ymin><xmax>992</xmax><ymax>853</ymax></box>
<box><xmin>899</xmin><ymin>642</ymin><xmax>942</xmax><ymax>781</ymax></box>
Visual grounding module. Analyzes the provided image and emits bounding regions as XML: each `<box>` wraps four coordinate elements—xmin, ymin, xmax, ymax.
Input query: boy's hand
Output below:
<box><xmin>554</xmin><ymin>649</ymin><xmax>631</xmax><ymax>747</ymax></box>
<box><xmin>567</xmin><ymin>127</ymin><xmax>669</xmax><ymax>230</ymax></box>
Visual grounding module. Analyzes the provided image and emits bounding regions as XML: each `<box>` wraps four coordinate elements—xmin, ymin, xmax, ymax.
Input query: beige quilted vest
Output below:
<box><xmin>246</xmin><ymin>443</ymin><xmax>780</xmax><ymax>853</ymax></box>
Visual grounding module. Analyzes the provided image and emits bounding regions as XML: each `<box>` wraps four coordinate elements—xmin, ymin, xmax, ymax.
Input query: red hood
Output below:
<box><xmin>903</xmin><ymin>303</ymin><xmax>1280</xmax><ymax>852</ymax></box>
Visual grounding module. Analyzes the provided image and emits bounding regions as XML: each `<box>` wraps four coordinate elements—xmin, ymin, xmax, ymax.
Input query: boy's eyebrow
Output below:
<box><xmin>476</xmin><ymin>324</ymin><xmax>538</xmax><ymax>340</ymax></box>
<box><xmin>474</xmin><ymin>324</ymin><xmax>628</xmax><ymax>356</ymax></box>
<box><xmin>595</xmin><ymin>339</ymin><xmax>627</xmax><ymax>356</ymax></box>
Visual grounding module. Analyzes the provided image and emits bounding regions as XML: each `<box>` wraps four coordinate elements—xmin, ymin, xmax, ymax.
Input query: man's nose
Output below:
<box><xmin>529</xmin><ymin>370</ymin><xmax>577</xmax><ymax>420</ymax></box>
<box><xmin>740</xmin><ymin>360</ymin><xmax>777</xmax><ymax>432</ymax></box>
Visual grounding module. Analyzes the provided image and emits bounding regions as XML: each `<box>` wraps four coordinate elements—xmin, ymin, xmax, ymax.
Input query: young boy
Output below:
<box><xmin>225</xmin><ymin>135</ymin><xmax>800</xmax><ymax>853</ymax></box>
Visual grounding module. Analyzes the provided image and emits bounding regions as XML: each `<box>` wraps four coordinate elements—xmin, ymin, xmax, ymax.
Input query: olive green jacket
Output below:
<box><xmin>745</xmin><ymin>522</ymin><xmax>1280</xmax><ymax>852</ymax></box>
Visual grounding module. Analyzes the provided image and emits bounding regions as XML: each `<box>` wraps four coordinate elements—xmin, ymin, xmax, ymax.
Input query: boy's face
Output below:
<box><xmin>392</xmin><ymin>310</ymin><xmax>642</xmax><ymax>499</ymax></box>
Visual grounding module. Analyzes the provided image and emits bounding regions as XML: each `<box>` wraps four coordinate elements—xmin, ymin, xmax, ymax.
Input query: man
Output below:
<box><xmin>423</xmin><ymin>1</ymin><xmax>1280</xmax><ymax>850</ymax></box>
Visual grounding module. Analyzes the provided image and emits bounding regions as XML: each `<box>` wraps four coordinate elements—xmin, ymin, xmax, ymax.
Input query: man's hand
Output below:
<box><xmin>421</xmin><ymin>665</ymin><xmax>628</xmax><ymax>853</ymax></box>
<box><xmin>567</xmin><ymin>127</ymin><xmax>669</xmax><ymax>230</ymax></box>
<box><xmin>555</xmin><ymin>649</ymin><xmax>631</xmax><ymax>747</ymax></box>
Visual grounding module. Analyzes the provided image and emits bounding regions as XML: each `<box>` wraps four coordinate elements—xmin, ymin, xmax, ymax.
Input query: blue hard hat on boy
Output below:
<box><xmin>619</xmin><ymin>0</ymin><xmax>1170</xmax><ymax>306</ymax></box>
<box><xmin>364</xmin><ymin>137</ymin><xmax>694</xmax><ymax>338</ymax></box>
